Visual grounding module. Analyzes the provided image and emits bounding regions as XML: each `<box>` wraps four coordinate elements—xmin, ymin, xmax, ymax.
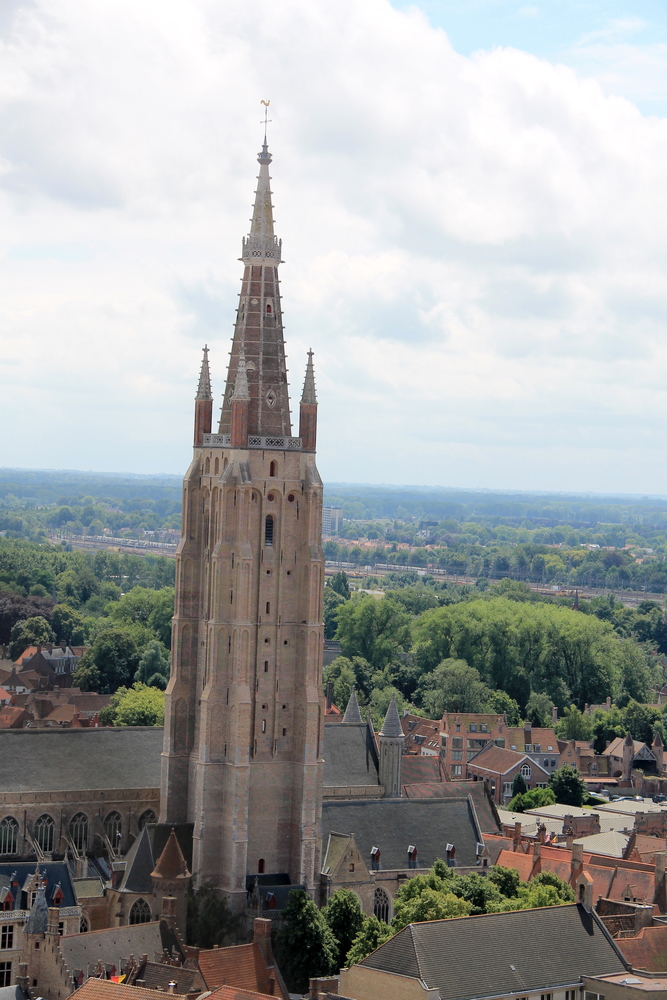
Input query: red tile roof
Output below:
<box><xmin>208</xmin><ymin>988</ymin><xmax>281</xmax><ymax>1000</ymax></box>
<box><xmin>72</xmin><ymin>980</ymin><xmax>173</xmax><ymax>1000</ymax></box>
<box><xmin>617</xmin><ymin>926</ymin><xmax>667</xmax><ymax>971</ymax></box>
<box><xmin>468</xmin><ymin>744</ymin><xmax>543</xmax><ymax>776</ymax></box>
<box><xmin>199</xmin><ymin>943</ymin><xmax>273</xmax><ymax>995</ymax></box>
<box><xmin>402</xmin><ymin>756</ymin><xmax>443</xmax><ymax>785</ymax></box>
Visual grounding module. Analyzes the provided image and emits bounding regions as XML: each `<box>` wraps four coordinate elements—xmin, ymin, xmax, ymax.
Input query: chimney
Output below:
<box><xmin>253</xmin><ymin>917</ymin><xmax>273</xmax><ymax>964</ymax></box>
<box><xmin>513</xmin><ymin>822</ymin><xmax>522</xmax><ymax>852</ymax></box>
<box><xmin>537</xmin><ymin>823</ymin><xmax>546</xmax><ymax>844</ymax></box>
<box><xmin>533</xmin><ymin>842</ymin><xmax>541</xmax><ymax>860</ymax></box>
<box><xmin>16</xmin><ymin>964</ymin><xmax>29</xmax><ymax>992</ymax></box>
<box><xmin>571</xmin><ymin>841</ymin><xmax>583</xmax><ymax>874</ymax></box>
<box><xmin>326</xmin><ymin>681</ymin><xmax>332</xmax><ymax>712</ymax></box>
<box><xmin>577</xmin><ymin>873</ymin><xmax>594</xmax><ymax>913</ymax></box>
<box><xmin>552</xmin><ymin>705</ymin><xmax>558</xmax><ymax>724</ymax></box>
<box><xmin>655</xmin><ymin>852</ymin><xmax>666</xmax><ymax>891</ymax></box>
<box><xmin>167</xmin><ymin>984</ymin><xmax>177</xmax><ymax>995</ymax></box>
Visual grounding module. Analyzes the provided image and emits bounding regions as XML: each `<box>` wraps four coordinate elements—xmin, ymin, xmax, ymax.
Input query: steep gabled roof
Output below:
<box><xmin>198</xmin><ymin>942</ymin><xmax>273</xmax><ymax>994</ymax></box>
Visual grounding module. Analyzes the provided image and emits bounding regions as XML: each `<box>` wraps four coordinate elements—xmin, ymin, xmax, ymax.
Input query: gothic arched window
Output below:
<box><xmin>34</xmin><ymin>814</ymin><xmax>55</xmax><ymax>854</ymax></box>
<box><xmin>264</xmin><ymin>515</ymin><xmax>274</xmax><ymax>546</ymax></box>
<box><xmin>104</xmin><ymin>812</ymin><xmax>122</xmax><ymax>847</ymax></box>
<box><xmin>69</xmin><ymin>813</ymin><xmax>89</xmax><ymax>853</ymax></box>
<box><xmin>0</xmin><ymin>817</ymin><xmax>19</xmax><ymax>856</ymax></box>
<box><xmin>374</xmin><ymin>886</ymin><xmax>390</xmax><ymax>924</ymax></box>
<box><xmin>521</xmin><ymin>764</ymin><xmax>531</xmax><ymax>779</ymax></box>
<box><xmin>80</xmin><ymin>917</ymin><xmax>89</xmax><ymax>933</ymax></box>
<box><xmin>138</xmin><ymin>810</ymin><xmax>157</xmax><ymax>829</ymax></box>
<box><xmin>129</xmin><ymin>898</ymin><xmax>151</xmax><ymax>924</ymax></box>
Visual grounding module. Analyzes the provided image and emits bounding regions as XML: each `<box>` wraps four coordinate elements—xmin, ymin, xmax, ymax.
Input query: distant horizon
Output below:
<box><xmin>3</xmin><ymin>466</ymin><xmax>667</xmax><ymax>504</ymax></box>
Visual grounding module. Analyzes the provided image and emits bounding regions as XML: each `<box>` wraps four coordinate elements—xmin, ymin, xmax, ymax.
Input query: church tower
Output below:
<box><xmin>160</xmin><ymin>135</ymin><xmax>325</xmax><ymax>911</ymax></box>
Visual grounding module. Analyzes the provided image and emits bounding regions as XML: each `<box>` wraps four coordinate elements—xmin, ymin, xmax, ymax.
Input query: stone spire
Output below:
<box><xmin>380</xmin><ymin>696</ymin><xmax>403</xmax><ymax>738</ymax></box>
<box><xmin>299</xmin><ymin>350</ymin><xmax>318</xmax><ymax>452</ymax></box>
<box><xmin>301</xmin><ymin>350</ymin><xmax>317</xmax><ymax>404</ymax></box>
<box><xmin>219</xmin><ymin>137</ymin><xmax>291</xmax><ymax>440</ymax></box>
<box><xmin>193</xmin><ymin>346</ymin><xmax>213</xmax><ymax>448</ymax></box>
<box><xmin>343</xmin><ymin>688</ymin><xmax>362</xmax><ymax>724</ymax></box>
<box><xmin>196</xmin><ymin>345</ymin><xmax>212</xmax><ymax>401</ymax></box>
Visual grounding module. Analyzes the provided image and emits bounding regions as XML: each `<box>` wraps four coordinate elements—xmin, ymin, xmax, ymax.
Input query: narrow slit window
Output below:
<box><xmin>270</xmin><ymin>460</ymin><xmax>277</xmax><ymax>477</ymax></box>
<box><xmin>266</xmin><ymin>601</ymin><xmax>270</xmax><ymax>614</ymax></box>
<box><xmin>265</xmin><ymin>515</ymin><xmax>274</xmax><ymax>545</ymax></box>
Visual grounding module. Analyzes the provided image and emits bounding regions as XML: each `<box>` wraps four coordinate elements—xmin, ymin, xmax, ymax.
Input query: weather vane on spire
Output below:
<box><xmin>260</xmin><ymin>100</ymin><xmax>271</xmax><ymax>143</ymax></box>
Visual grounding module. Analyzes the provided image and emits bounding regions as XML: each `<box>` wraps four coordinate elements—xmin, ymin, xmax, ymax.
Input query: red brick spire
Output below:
<box><xmin>219</xmin><ymin>138</ymin><xmax>292</xmax><ymax>440</ymax></box>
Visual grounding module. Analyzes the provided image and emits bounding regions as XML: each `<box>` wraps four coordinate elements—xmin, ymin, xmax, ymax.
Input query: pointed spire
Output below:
<box><xmin>380</xmin><ymin>696</ymin><xmax>403</xmax><ymax>739</ymax></box>
<box><xmin>343</xmin><ymin>688</ymin><xmax>362</xmax><ymax>724</ymax></box>
<box><xmin>654</xmin><ymin>730</ymin><xmax>664</xmax><ymax>748</ymax></box>
<box><xmin>232</xmin><ymin>348</ymin><xmax>250</xmax><ymax>402</ymax></box>
<box><xmin>624</xmin><ymin>731</ymin><xmax>634</xmax><ymax>747</ymax></box>
<box><xmin>301</xmin><ymin>350</ymin><xmax>317</xmax><ymax>405</ymax></box>
<box><xmin>247</xmin><ymin>140</ymin><xmax>278</xmax><ymax>256</ymax></box>
<box><xmin>196</xmin><ymin>345</ymin><xmax>212</xmax><ymax>401</ymax></box>
<box><xmin>151</xmin><ymin>828</ymin><xmax>190</xmax><ymax>880</ymax></box>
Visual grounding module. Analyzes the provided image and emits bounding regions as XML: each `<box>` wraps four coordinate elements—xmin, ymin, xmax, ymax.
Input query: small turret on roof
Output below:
<box><xmin>25</xmin><ymin>882</ymin><xmax>48</xmax><ymax>935</ymax></box>
<box><xmin>342</xmin><ymin>688</ymin><xmax>362</xmax><ymax>724</ymax></box>
<box><xmin>654</xmin><ymin>730</ymin><xmax>664</xmax><ymax>747</ymax></box>
<box><xmin>196</xmin><ymin>345</ymin><xmax>212</xmax><ymax>401</ymax></box>
<box><xmin>624</xmin><ymin>731</ymin><xmax>634</xmax><ymax>746</ymax></box>
<box><xmin>151</xmin><ymin>829</ymin><xmax>190</xmax><ymax>881</ymax></box>
<box><xmin>301</xmin><ymin>350</ymin><xmax>317</xmax><ymax>405</ymax></box>
<box><xmin>231</xmin><ymin>349</ymin><xmax>251</xmax><ymax>402</ymax></box>
<box><xmin>380</xmin><ymin>696</ymin><xmax>403</xmax><ymax>739</ymax></box>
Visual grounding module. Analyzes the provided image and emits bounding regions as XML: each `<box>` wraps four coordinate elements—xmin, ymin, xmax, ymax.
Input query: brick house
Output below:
<box><xmin>466</xmin><ymin>744</ymin><xmax>551</xmax><ymax>804</ymax></box>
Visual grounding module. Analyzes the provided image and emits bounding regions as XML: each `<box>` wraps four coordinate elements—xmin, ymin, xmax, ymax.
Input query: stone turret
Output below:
<box><xmin>193</xmin><ymin>345</ymin><xmax>213</xmax><ymax>447</ymax></box>
<box><xmin>151</xmin><ymin>829</ymin><xmax>191</xmax><ymax>936</ymax></box>
<box><xmin>342</xmin><ymin>689</ymin><xmax>362</xmax><ymax>724</ymax></box>
<box><xmin>299</xmin><ymin>350</ymin><xmax>318</xmax><ymax>452</ymax></box>
<box><xmin>378</xmin><ymin>697</ymin><xmax>403</xmax><ymax>798</ymax></box>
<box><xmin>653</xmin><ymin>730</ymin><xmax>664</xmax><ymax>772</ymax></box>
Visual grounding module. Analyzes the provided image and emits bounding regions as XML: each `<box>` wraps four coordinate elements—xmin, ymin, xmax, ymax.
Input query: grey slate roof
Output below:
<box><xmin>25</xmin><ymin>887</ymin><xmax>48</xmax><ymax>934</ymax></box>
<box><xmin>360</xmin><ymin>904</ymin><xmax>626</xmax><ymax>1000</ymax></box>
<box><xmin>0</xmin><ymin>727</ymin><xmax>163</xmax><ymax>792</ymax></box>
<box><xmin>322</xmin><ymin>722</ymin><xmax>379</xmax><ymax>787</ymax></box>
<box><xmin>322</xmin><ymin>797</ymin><xmax>482</xmax><ymax>869</ymax></box>
<box><xmin>0</xmin><ymin>861</ymin><xmax>78</xmax><ymax>909</ymax></box>
<box><xmin>119</xmin><ymin>826</ymin><xmax>155</xmax><ymax>894</ymax></box>
<box><xmin>60</xmin><ymin>921</ymin><xmax>163</xmax><ymax>978</ymax></box>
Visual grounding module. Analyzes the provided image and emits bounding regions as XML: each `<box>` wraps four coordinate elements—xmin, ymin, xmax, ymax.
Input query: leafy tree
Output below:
<box><xmin>555</xmin><ymin>705</ymin><xmax>593</xmax><ymax>742</ymax></box>
<box><xmin>415</xmin><ymin>659</ymin><xmax>491</xmax><ymax>716</ymax></box>
<box><xmin>512</xmin><ymin>772</ymin><xmax>527</xmax><ymax>797</ymax></box>
<box><xmin>335</xmin><ymin>596</ymin><xmax>411</xmax><ymax>671</ymax></box>
<box><xmin>8</xmin><ymin>615</ymin><xmax>55</xmax><ymax>659</ymax></box>
<box><xmin>391</xmin><ymin>886</ymin><xmax>471</xmax><ymax>930</ymax></box>
<box><xmin>73</xmin><ymin>627</ymin><xmax>141</xmax><ymax>693</ymax></box>
<box><xmin>51</xmin><ymin>604</ymin><xmax>86</xmax><ymax>645</ymax></box>
<box><xmin>524</xmin><ymin>692</ymin><xmax>554</xmax><ymax>728</ymax></box>
<box><xmin>324</xmin><ymin>588</ymin><xmax>345</xmax><ymax>640</ymax></box>
<box><xmin>485</xmin><ymin>689</ymin><xmax>521</xmax><ymax>725</ymax></box>
<box><xmin>530</xmin><ymin>871</ymin><xmax>575</xmax><ymax>901</ymax></box>
<box><xmin>274</xmin><ymin>889</ymin><xmax>338</xmax><ymax>994</ymax></box>
<box><xmin>487</xmin><ymin>866</ymin><xmax>521</xmax><ymax>898</ymax></box>
<box><xmin>99</xmin><ymin>683</ymin><xmax>165</xmax><ymax>726</ymax></box>
<box><xmin>508</xmin><ymin>787</ymin><xmax>556</xmax><ymax>812</ymax></box>
<box><xmin>370</xmin><ymin>685</ymin><xmax>406</xmax><ymax>728</ymax></box>
<box><xmin>136</xmin><ymin>640</ymin><xmax>170</xmax><ymax>689</ymax></box>
<box><xmin>108</xmin><ymin>586</ymin><xmax>174</xmax><ymax>647</ymax></box>
<box><xmin>624</xmin><ymin>700</ymin><xmax>665</xmax><ymax>745</ymax></box>
<box><xmin>328</xmin><ymin>571</ymin><xmax>351</xmax><ymax>600</ymax></box>
<box><xmin>186</xmin><ymin>883</ymin><xmax>242</xmax><ymax>947</ymax></box>
<box><xmin>323</xmin><ymin>890</ymin><xmax>365</xmax><ymax>971</ymax></box>
<box><xmin>549</xmin><ymin>763</ymin><xmax>586</xmax><ymax>807</ymax></box>
<box><xmin>345</xmin><ymin>915</ymin><xmax>392</xmax><ymax>966</ymax></box>
<box><xmin>592</xmin><ymin>705</ymin><xmax>626</xmax><ymax>753</ymax></box>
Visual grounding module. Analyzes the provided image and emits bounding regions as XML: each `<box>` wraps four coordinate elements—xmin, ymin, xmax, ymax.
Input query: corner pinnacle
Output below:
<box><xmin>301</xmin><ymin>350</ymin><xmax>317</xmax><ymax>405</ymax></box>
<box><xmin>196</xmin><ymin>345</ymin><xmax>212</xmax><ymax>401</ymax></box>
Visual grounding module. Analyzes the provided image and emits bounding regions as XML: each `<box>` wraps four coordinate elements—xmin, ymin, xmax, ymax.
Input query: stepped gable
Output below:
<box><xmin>60</xmin><ymin>922</ymin><xmax>163</xmax><ymax>984</ymax></box>
<box><xmin>0</xmin><ymin>727</ymin><xmax>162</xmax><ymax>792</ymax></box>
<box><xmin>359</xmin><ymin>904</ymin><xmax>625</xmax><ymax>1000</ymax></box>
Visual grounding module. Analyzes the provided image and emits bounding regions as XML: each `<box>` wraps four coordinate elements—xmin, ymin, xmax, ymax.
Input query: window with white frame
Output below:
<box><xmin>452</xmin><ymin>765</ymin><xmax>462</xmax><ymax>776</ymax></box>
<box><xmin>520</xmin><ymin>764</ymin><xmax>531</xmax><ymax>778</ymax></box>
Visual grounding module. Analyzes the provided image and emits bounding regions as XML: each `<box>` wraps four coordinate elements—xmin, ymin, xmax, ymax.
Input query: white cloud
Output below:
<box><xmin>1</xmin><ymin>0</ymin><xmax>667</xmax><ymax>492</ymax></box>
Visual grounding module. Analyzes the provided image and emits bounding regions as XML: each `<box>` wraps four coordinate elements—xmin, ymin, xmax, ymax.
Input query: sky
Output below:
<box><xmin>2</xmin><ymin>1</ymin><xmax>667</xmax><ymax>493</ymax></box>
